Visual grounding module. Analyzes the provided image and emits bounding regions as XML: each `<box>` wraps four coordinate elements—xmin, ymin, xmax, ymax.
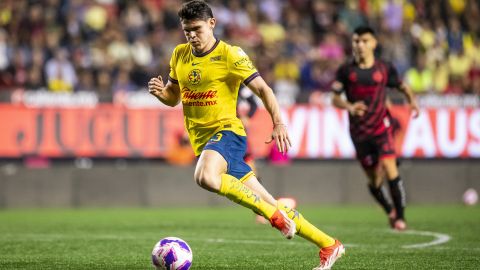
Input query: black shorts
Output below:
<box><xmin>352</xmin><ymin>130</ymin><xmax>396</xmax><ymax>169</ymax></box>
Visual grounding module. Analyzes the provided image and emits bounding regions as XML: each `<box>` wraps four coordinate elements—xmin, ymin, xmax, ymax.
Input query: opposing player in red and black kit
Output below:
<box><xmin>332</xmin><ymin>26</ymin><xmax>419</xmax><ymax>231</ymax></box>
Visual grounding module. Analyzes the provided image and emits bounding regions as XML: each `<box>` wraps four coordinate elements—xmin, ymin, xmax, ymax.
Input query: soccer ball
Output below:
<box><xmin>151</xmin><ymin>237</ymin><xmax>192</xmax><ymax>270</ymax></box>
<box><xmin>463</xmin><ymin>188</ymin><xmax>478</xmax><ymax>206</ymax></box>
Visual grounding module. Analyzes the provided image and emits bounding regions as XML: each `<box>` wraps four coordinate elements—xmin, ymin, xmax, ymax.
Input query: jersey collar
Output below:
<box><xmin>192</xmin><ymin>39</ymin><xmax>220</xmax><ymax>57</ymax></box>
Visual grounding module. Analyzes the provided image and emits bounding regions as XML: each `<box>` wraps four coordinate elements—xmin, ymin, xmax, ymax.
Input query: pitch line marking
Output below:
<box><xmin>399</xmin><ymin>230</ymin><xmax>451</xmax><ymax>249</ymax></box>
<box><xmin>206</xmin><ymin>229</ymin><xmax>451</xmax><ymax>249</ymax></box>
<box><xmin>7</xmin><ymin>231</ymin><xmax>449</xmax><ymax>249</ymax></box>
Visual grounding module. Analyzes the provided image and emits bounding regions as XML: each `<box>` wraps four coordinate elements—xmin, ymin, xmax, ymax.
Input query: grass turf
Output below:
<box><xmin>0</xmin><ymin>206</ymin><xmax>479</xmax><ymax>269</ymax></box>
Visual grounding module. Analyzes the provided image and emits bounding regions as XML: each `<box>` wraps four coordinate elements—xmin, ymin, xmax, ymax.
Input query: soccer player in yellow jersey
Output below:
<box><xmin>148</xmin><ymin>1</ymin><xmax>344</xmax><ymax>269</ymax></box>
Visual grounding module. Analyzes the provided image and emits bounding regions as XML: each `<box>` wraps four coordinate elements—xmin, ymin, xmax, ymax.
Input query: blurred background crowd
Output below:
<box><xmin>0</xmin><ymin>0</ymin><xmax>479</xmax><ymax>105</ymax></box>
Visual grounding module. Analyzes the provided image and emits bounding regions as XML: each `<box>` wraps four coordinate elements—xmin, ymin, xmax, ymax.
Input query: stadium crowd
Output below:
<box><xmin>0</xmin><ymin>0</ymin><xmax>479</xmax><ymax>104</ymax></box>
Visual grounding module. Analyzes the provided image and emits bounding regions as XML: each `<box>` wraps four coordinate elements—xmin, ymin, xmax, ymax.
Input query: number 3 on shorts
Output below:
<box><xmin>211</xmin><ymin>133</ymin><xmax>223</xmax><ymax>142</ymax></box>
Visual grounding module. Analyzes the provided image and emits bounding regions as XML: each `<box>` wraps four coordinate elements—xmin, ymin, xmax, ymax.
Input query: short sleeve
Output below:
<box><xmin>227</xmin><ymin>46</ymin><xmax>259</xmax><ymax>85</ymax></box>
<box><xmin>168</xmin><ymin>47</ymin><xmax>179</xmax><ymax>84</ymax></box>
<box><xmin>386</xmin><ymin>62</ymin><xmax>402</xmax><ymax>88</ymax></box>
<box><xmin>332</xmin><ymin>64</ymin><xmax>347</xmax><ymax>94</ymax></box>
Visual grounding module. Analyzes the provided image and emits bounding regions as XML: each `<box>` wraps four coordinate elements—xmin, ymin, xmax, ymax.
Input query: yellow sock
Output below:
<box><xmin>218</xmin><ymin>174</ymin><xmax>277</xmax><ymax>219</ymax></box>
<box><xmin>279</xmin><ymin>202</ymin><xmax>335</xmax><ymax>248</ymax></box>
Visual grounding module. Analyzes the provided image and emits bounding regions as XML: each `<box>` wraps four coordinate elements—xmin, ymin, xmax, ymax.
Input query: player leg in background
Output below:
<box><xmin>355</xmin><ymin>141</ymin><xmax>396</xmax><ymax>228</ymax></box>
<box><xmin>376</xmin><ymin>114</ymin><xmax>403</xmax><ymax>227</ymax></box>
<box><xmin>379</xmin><ymin>124</ymin><xmax>407</xmax><ymax>231</ymax></box>
<box><xmin>363</xmin><ymin>165</ymin><xmax>396</xmax><ymax>228</ymax></box>
<box><xmin>380</xmin><ymin>156</ymin><xmax>407</xmax><ymax>231</ymax></box>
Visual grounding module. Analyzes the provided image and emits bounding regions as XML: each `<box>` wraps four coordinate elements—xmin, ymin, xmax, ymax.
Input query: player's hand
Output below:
<box><xmin>148</xmin><ymin>76</ymin><xmax>165</xmax><ymax>98</ymax></box>
<box><xmin>410</xmin><ymin>100</ymin><xmax>420</xmax><ymax>118</ymax></box>
<box><xmin>265</xmin><ymin>124</ymin><xmax>291</xmax><ymax>155</ymax></box>
<box><xmin>348</xmin><ymin>101</ymin><xmax>368</xmax><ymax>117</ymax></box>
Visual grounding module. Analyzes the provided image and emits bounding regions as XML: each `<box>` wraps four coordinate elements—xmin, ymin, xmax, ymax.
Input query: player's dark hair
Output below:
<box><xmin>178</xmin><ymin>0</ymin><xmax>214</xmax><ymax>21</ymax></box>
<box><xmin>353</xmin><ymin>26</ymin><xmax>376</xmax><ymax>37</ymax></box>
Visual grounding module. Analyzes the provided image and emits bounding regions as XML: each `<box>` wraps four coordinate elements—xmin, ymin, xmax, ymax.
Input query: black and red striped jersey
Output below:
<box><xmin>334</xmin><ymin>59</ymin><xmax>402</xmax><ymax>141</ymax></box>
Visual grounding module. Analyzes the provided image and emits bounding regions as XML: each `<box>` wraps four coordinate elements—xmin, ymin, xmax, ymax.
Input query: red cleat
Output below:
<box><xmin>313</xmin><ymin>239</ymin><xmax>345</xmax><ymax>270</ymax></box>
<box><xmin>393</xmin><ymin>219</ymin><xmax>407</xmax><ymax>231</ymax></box>
<box><xmin>269</xmin><ymin>209</ymin><xmax>296</xmax><ymax>239</ymax></box>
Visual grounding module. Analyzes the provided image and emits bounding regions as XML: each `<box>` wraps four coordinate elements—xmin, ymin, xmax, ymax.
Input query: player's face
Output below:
<box><xmin>352</xmin><ymin>33</ymin><xmax>377</xmax><ymax>60</ymax></box>
<box><xmin>181</xmin><ymin>18</ymin><xmax>216</xmax><ymax>53</ymax></box>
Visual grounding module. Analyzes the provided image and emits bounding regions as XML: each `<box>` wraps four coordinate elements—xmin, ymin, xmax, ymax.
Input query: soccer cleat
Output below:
<box><xmin>269</xmin><ymin>209</ymin><xmax>296</xmax><ymax>239</ymax></box>
<box><xmin>313</xmin><ymin>239</ymin><xmax>345</xmax><ymax>270</ymax></box>
<box><xmin>393</xmin><ymin>219</ymin><xmax>407</xmax><ymax>231</ymax></box>
<box><xmin>388</xmin><ymin>209</ymin><xmax>397</xmax><ymax>229</ymax></box>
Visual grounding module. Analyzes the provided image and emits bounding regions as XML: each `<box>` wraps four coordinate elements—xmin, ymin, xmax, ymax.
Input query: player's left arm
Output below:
<box><xmin>397</xmin><ymin>82</ymin><xmax>419</xmax><ymax>118</ymax></box>
<box><xmin>246</xmin><ymin>76</ymin><xmax>291</xmax><ymax>154</ymax></box>
<box><xmin>387</xmin><ymin>62</ymin><xmax>419</xmax><ymax>118</ymax></box>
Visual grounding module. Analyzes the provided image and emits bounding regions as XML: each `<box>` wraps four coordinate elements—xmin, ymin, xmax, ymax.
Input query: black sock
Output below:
<box><xmin>368</xmin><ymin>184</ymin><xmax>392</xmax><ymax>214</ymax></box>
<box><xmin>388</xmin><ymin>176</ymin><xmax>406</xmax><ymax>220</ymax></box>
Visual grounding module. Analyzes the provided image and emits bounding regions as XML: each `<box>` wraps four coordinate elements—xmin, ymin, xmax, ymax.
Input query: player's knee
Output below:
<box><xmin>193</xmin><ymin>170</ymin><xmax>209</xmax><ymax>188</ymax></box>
<box><xmin>194</xmin><ymin>169</ymin><xmax>220</xmax><ymax>192</ymax></box>
<box><xmin>380</xmin><ymin>159</ymin><xmax>399</xmax><ymax>180</ymax></box>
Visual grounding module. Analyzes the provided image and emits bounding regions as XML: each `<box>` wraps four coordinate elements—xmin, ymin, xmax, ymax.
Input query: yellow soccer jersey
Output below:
<box><xmin>168</xmin><ymin>39</ymin><xmax>260</xmax><ymax>155</ymax></box>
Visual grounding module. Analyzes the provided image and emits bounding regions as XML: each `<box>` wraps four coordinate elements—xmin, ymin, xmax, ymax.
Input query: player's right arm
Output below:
<box><xmin>149</xmin><ymin>46</ymin><xmax>182</xmax><ymax>107</ymax></box>
<box><xmin>148</xmin><ymin>76</ymin><xmax>181</xmax><ymax>107</ymax></box>
<box><xmin>331</xmin><ymin>81</ymin><xmax>367</xmax><ymax>117</ymax></box>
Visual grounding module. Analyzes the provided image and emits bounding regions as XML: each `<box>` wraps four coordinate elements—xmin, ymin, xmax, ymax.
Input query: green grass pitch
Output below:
<box><xmin>1</xmin><ymin>206</ymin><xmax>479</xmax><ymax>269</ymax></box>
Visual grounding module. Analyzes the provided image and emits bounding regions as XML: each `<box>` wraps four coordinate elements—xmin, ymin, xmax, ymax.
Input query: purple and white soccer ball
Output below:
<box><xmin>463</xmin><ymin>188</ymin><xmax>478</xmax><ymax>206</ymax></box>
<box><xmin>151</xmin><ymin>237</ymin><xmax>192</xmax><ymax>270</ymax></box>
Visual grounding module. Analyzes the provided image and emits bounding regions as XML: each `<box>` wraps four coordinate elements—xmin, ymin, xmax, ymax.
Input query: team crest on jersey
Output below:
<box><xmin>349</xmin><ymin>71</ymin><xmax>357</xmax><ymax>82</ymax></box>
<box><xmin>373</xmin><ymin>70</ymin><xmax>383</xmax><ymax>83</ymax></box>
<box><xmin>188</xmin><ymin>69</ymin><xmax>202</xmax><ymax>85</ymax></box>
